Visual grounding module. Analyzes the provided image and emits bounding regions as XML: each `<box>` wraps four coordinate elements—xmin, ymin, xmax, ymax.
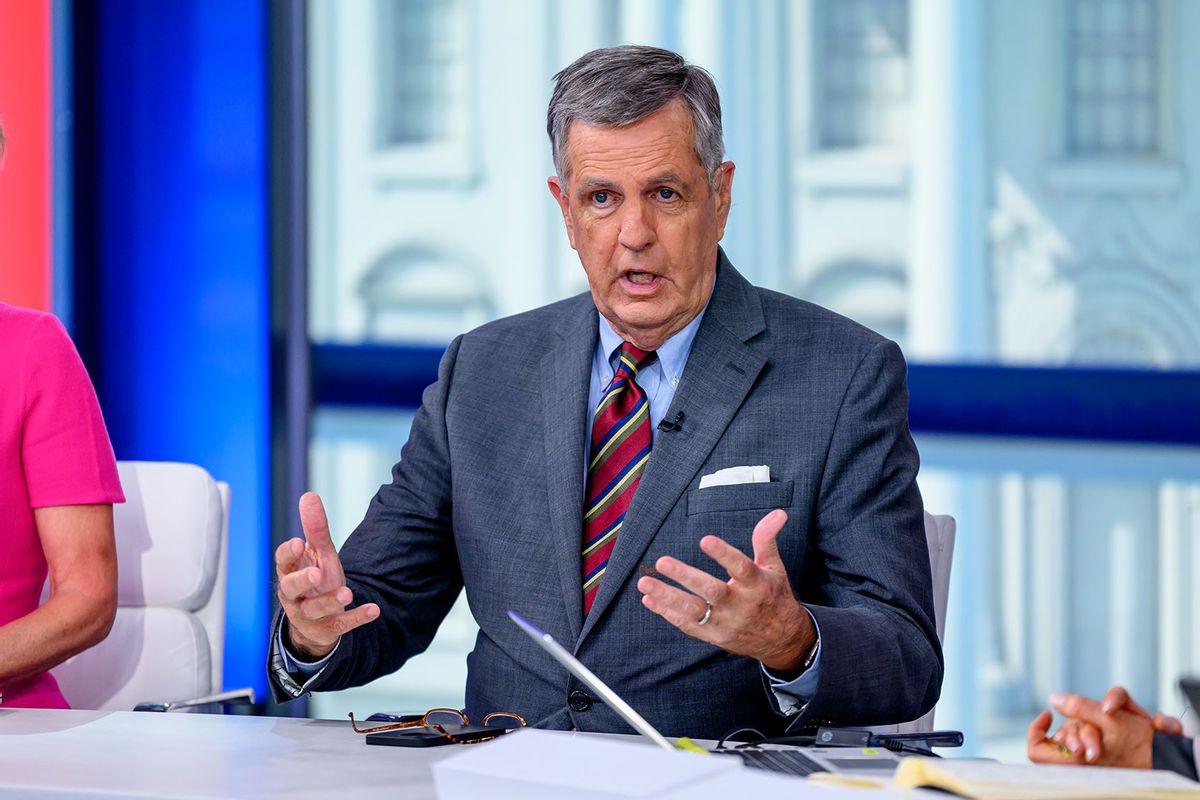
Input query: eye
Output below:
<box><xmin>591</xmin><ymin>191</ymin><xmax>611</xmax><ymax>206</ymax></box>
<box><xmin>656</xmin><ymin>188</ymin><xmax>677</xmax><ymax>201</ymax></box>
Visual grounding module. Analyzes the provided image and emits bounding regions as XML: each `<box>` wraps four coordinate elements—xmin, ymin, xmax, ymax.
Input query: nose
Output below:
<box><xmin>617</xmin><ymin>197</ymin><xmax>656</xmax><ymax>252</ymax></box>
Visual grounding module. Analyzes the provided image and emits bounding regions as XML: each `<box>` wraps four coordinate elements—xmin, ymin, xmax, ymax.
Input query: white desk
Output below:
<box><xmin>0</xmin><ymin>708</ymin><xmax>458</xmax><ymax>799</ymax></box>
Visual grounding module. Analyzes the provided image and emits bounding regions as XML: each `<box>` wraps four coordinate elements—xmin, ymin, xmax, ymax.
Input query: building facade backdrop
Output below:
<box><xmin>306</xmin><ymin>0</ymin><xmax>1200</xmax><ymax>758</ymax></box>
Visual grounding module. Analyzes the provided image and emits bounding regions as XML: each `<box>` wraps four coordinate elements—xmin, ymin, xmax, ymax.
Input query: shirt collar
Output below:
<box><xmin>597</xmin><ymin>301</ymin><xmax>709</xmax><ymax>387</ymax></box>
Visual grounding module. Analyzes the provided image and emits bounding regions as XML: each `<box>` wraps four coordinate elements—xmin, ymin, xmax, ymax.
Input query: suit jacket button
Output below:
<box><xmin>568</xmin><ymin>689</ymin><xmax>592</xmax><ymax>712</ymax></box>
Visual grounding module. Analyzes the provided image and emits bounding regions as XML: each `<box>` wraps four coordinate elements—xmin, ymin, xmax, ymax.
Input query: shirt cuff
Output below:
<box><xmin>761</xmin><ymin>610</ymin><xmax>822</xmax><ymax>716</ymax></box>
<box><xmin>269</xmin><ymin>617</ymin><xmax>339</xmax><ymax>698</ymax></box>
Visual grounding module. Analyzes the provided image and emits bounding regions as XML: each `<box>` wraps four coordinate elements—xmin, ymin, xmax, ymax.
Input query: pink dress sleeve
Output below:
<box><xmin>21</xmin><ymin>314</ymin><xmax>124</xmax><ymax>508</ymax></box>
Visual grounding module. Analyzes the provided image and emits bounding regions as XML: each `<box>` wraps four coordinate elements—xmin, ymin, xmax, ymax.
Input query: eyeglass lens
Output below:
<box><xmin>424</xmin><ymin>709</ymin><xmax>467</xmax><ymax>727</ymax></box>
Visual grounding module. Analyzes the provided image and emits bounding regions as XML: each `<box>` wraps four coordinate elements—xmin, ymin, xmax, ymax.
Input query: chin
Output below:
<box><xmin>609</xmin><ymin>303</ymin><xmax>667</xmax><ymax>327</ymax></box>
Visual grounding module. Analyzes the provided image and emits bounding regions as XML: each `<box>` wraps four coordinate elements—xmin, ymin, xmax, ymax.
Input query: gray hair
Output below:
<box><xmin>547</xmin><ymin>45</ymin><xmax>725</xmax><ymax>186</ymax></box>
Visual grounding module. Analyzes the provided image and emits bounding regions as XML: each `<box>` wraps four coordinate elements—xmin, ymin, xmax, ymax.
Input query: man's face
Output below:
<box><xmin>548</xmin><ymin>101</ymin><xmax>735</xmax><ymax>350</ymax></box>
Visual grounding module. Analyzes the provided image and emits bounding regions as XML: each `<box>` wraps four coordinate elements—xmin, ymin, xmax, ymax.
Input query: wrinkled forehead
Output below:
<box><xmin>560</xmin><ymin>101</ymin><xmax>705</xmax><ymax>183</ymax></box>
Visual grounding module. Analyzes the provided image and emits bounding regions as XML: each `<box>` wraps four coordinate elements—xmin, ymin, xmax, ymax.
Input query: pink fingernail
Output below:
<box><xmin>1049</xmin><ymin>692</ymin><xmax>1066</xmax><ymax>707</ymax></box>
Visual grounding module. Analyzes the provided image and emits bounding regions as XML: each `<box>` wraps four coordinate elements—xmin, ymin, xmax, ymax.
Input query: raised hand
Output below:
<box><xmin>636</xmin><ymin>509</ymin><xmax>816</xmax><ymax>671</ymax></box>
<box><xmin>274</xmin><ymin>492</ymin><xmax>379</xmax><ymax>659</ymax></box>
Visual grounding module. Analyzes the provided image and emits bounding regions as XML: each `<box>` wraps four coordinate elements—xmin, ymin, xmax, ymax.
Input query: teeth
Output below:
<box><xmin>627</xmin><ymin>272</ymin><xmax>655</xmax><ymax>284</ymax></box>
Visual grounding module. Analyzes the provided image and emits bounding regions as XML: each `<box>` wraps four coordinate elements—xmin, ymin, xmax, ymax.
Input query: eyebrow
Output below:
<box><xmin>576</xmin><ymin>177</ymin><xmax>616</xmax><ymax>193</ymax></box>
<box><xmin>575</xmin><ymin>171</ymin><xmax>688</xmax><ymax>194</ymax></box>
<box><xmin>644</xmin><ymin>171</ymin><xmax>686</xmax><ymax>187</ymax></box>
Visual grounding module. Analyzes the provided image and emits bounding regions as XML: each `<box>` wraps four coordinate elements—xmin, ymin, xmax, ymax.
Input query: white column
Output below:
<box><xmin>678</xmin><ymin>0</ymin><xmax>722</xmax><ymax>76</ymax></box>
<box><xmin>908</xmin><ymin>0</ymin><xmax>988</xmax><ymax>360</ymax></box>
<box><xmin>555</xmin><ymin>0</ymin><xmax>616</xmax><ymax>68</ymax></box>
<box><xmin>619</xmin><ymin>0</ymin><xmax>668</xmax><ymax>45</ymax></box>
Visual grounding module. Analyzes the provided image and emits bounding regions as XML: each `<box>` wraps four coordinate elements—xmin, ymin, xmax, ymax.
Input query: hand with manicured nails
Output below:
<box><xmin>274</xmin><ymin>492</ymin><xmax>380</xmax><ymax>660</ymax></box>
<box><xmin>636</xmin><ymin>509</ymin><xmax>816</xmax><ymax>672</ymax></box>
<box><xmin>1027</xmin><ymin>686</ymin><xmax>1178</xmax><ymax>768</ymax></box>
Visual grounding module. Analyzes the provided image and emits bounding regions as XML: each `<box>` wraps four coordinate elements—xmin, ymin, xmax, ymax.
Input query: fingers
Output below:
<box><xmin>751</xmin><ymin>509</ymin><xmax>788</xmax><ymax>568</ymax></box>
<box><xmin>1029</xmin><ymin>714</ymin><xmax>1087</xmax><ymax>765</ymax></box>
<box><xmin>638</xmin><ymin>575</ymin><xmax>714</xmax><ymax>637</ymax></box>
<box><xmin>700</xmin><ymin>535</ymin><xmax>760</xmax><ymax>585</ymax></box>
<box><xmin>274</xmin><ymin>537</ymin><xmax>307</xmax><ymax>576</ymax></box>
<box><xmin>1050</xmin><ymin>692</ymin><xmax>1109</xmax><ymax>729</ymax></box>
<box><xmin>331</xmin><ymin>602</ymin><xmax>380</xmax><ymax>636</ymax></box>
<box><xmin>1028</xmin><ymin>710</ymin><xmax>1052</xmax><ymax>746</ymax></box>
<box><xmin>1078</xmin><ymin>722</ymin><xmax>1103</xmax><ymax>763</ymax></box>
<box><xmin>278</xmin><ymin>566</ymin><xmax>322</xmax><ymax>602</ymax></box>
<box><xmin>637</xmin><ymin>576</ymin><xmax>711</xmax><ymax>635</ymax></box>
<box><xmin>1097</xmin><ymin>686</ymin><xmax>1181</xmax><ymax>735</ymax></box>
<box><xmin>298</xmin><ymin>492</ymin><xmax>335</xmax><ymax>554</ymax></box>
<box><xmin>1028</xmin><ymin>712</ymin><xmax>1080</xmax><ymax>763</ymax></box>
<box><xmin>1154</xmin><ymin>713</ymin><xmax>1184</xmax><ymax>735</ymax></box>
<box><xmin>1101</xmin><ymin>685</ymin><xmax>1149</xmax><ymax>718</ymax></box>
<box><xmin>297</xmin><ymin>586</ymin><xmax>353</xmax><ymax>621</ymax></box>
<box><xmin>654</xmin><ymin>555</ymin><xmax>728</xmax><ymax>603</ymax></box>
<box><xmin>1060</xmin><ymin>720</ymin><xmax>1084</xmax><ymax>756</ymax></box>
<box><xmin>289</xmin><ymin>603</ymin><xmax>382</xmax><ymax>657</ymax></box>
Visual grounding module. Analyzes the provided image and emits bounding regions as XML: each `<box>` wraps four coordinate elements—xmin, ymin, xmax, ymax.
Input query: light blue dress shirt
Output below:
<box><xmin>281</xmin><ymin>304</ymin><xmax>822</xmax><ymax>713</ymax></box>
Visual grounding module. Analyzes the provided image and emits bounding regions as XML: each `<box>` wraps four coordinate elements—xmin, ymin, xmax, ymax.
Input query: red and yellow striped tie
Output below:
<box><xmin>582</xmin><ymin>342</ymin><xmax>656</xmax><ymax>614</ymax></box>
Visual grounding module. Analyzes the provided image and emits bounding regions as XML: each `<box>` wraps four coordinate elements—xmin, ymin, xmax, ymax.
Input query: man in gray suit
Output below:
<box><xmin>270</xmin><ymin>45</ymin><xmax>942</xmax><ymax>738</ymax></box>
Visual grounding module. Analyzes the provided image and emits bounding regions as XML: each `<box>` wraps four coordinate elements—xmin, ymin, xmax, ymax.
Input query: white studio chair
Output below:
<box><xmin>50</xmin><ymin>461</ymin><xmax>251</xmax><ymax>711</ymax></box>
<box><xmin>870</xmin><ymin>510</ymin><xmax>957</xmax><ymax>735</ymax></box>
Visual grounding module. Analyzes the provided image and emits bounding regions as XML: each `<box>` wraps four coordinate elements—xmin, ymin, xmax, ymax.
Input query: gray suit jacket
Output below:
<box><xmin>274</xmin><ymin>253</ymin><xmax>942</xmax><ymax>738</ymax></box>
<box><xmin>1152</xmin><ymin>733</ymin><xmax>1199</xmax><ymax>782</ymax></box>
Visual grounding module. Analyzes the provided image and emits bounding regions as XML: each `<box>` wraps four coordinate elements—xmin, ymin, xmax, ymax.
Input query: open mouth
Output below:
<box><xmin>619</xmin><ymin>270</ymin><xmax>663</xmax><ymax>292</ymax></box>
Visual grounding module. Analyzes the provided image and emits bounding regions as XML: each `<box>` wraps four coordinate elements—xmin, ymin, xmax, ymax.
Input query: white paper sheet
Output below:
<box><xmin>433</xmin><ymin>729</ymin><xmax>911</xmax><ymax>799</ymax></box>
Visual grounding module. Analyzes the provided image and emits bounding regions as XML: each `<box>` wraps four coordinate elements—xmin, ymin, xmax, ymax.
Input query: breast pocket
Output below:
<box><xmin>686</xmin><ymin>480</ymin><xmax>795</xmax><ymax>516</ymax></box>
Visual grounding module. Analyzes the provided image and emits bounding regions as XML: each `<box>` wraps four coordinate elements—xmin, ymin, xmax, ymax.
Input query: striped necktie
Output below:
<box><xmin>582</xmin><ymin>342</ymin><xmax>657</xmax><ymax>614</ymax></box>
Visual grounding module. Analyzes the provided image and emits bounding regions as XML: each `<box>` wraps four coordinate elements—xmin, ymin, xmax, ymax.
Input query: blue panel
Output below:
<box><xmin>313</xmin><ymin>344</ymin><xmax>446</xmax><ymax>408</ymax></box>
<box><xmin>91</xmin><ymin>0</ymin><xmax>269</xmax><ymax>695</ymax></box>
<box><xmin>51</xmin><ymin>0</ymin><xmax>74</xmax><ymax>329</ymax></box>
<box><xmin>312</xmin><ymin>345</ymin><xmax>1200</xmax><ymax>446</ymax></box>
<box><xmin>907</xmin><ymin>364</ymin><xmax>1200</xmax><ymax>446</ymax></box>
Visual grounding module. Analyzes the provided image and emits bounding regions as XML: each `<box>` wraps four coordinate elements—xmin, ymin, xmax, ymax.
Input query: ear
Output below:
<box><xmin>712</xmin><ymin>161</ymin><xmax>736</xmax><ymax>241</ymax></box>
<box><xmin>547</xmin><ymin>176</ymin><xmax>578</xmax><ymax>251</ymax></box>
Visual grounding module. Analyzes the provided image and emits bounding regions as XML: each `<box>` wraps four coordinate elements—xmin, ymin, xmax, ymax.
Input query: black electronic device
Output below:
<box><xmin>658</xmin><ymin>411</ymin><xmax>685</xmax><ymax>432</ymax></box>
<box><xmin>365</xmin><ymin>723</ymin><xmax>509</xmax><ymax>748</ymax></box>
<box><xmin>1181</xmin><ymin>676</ymin><xmax>1199</xmax><ymax>716</ymax></box>
<box><xmin>815</xmin><ymin>726</ymin><xmax>964</xmax><ymax>751</ymax></box>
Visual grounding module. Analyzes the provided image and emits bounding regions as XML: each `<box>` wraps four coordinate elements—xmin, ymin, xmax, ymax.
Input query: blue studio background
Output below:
<box><xmin>70</xmin><ymin>0</ymin><xmax>270</xmax><ymax>699</ymax></box>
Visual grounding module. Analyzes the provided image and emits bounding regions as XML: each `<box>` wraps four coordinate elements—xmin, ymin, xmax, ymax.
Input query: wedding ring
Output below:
<box><xmin>696</xmin><ymin>598</ymin><xmax>713</xmax><ymax>626</ymax></box>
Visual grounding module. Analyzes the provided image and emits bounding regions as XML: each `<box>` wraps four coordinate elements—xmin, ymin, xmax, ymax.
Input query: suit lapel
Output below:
<box><xmin>541</xmin><ymin>298</ymin><xmax>598</xmax><ymax>642</ymax></box>
<box><xmin>577</xmin><ymin>254</ymin><xmax>768</xmax><ymax>645</ymax></box>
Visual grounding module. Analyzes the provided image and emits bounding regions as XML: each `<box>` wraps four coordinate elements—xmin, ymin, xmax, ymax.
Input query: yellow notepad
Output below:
<box><xmin>894</xmin><ymin>757</ymin><xmax>1200</xmax><ymax>799</ymax></box>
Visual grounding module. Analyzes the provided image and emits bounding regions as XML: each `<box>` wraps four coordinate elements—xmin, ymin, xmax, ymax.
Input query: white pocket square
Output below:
<box><xmin>698</xmin><ymin>465</ymin><xmax>770</xmax><ymax>489</ymax></box>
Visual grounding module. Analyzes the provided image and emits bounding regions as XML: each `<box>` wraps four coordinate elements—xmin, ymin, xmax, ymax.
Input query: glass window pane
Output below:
<box><xmin>1066</xmin><ymin>0</ymin><xmax>1161</xmax><ymax>156</ymax></box>
<box><xmin>817</xmin><ymin>0</ymin><xmax>910</xmax><ymax>149</ymax></box>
